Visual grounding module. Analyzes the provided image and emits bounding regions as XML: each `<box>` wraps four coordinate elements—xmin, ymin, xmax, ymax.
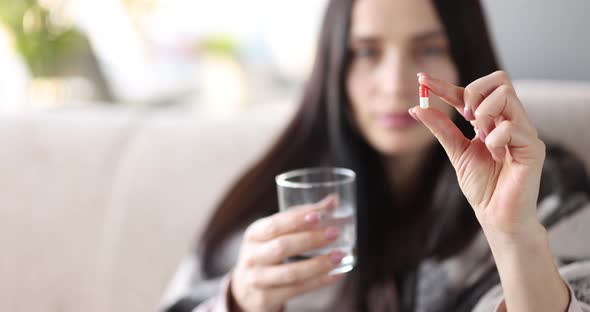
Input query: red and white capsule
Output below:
<box><xmin>419</xmin><ymin>84</ymin><xmax>429</xmax><ymax>109</ymax></box>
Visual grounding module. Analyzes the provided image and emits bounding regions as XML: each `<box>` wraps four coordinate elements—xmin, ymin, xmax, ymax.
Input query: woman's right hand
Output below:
<box><xmin>229</xmin><ymin>195</ymin><xmax>346</xmax><ymax>312</ymax></box>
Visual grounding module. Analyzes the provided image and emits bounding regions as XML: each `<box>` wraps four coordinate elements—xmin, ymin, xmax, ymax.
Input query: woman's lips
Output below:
<box><xmin>377</xmin><ymin>112</ymin><xmax>418</xmax><ymax>129</ymax></box>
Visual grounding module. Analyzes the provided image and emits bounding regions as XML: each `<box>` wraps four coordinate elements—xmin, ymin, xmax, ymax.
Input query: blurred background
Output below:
<box><xmin>0</xmin><ymin>0</ymin><xmax>588</xmax><ymax>114</ymax></box>
<box><xmin>0</xmin><ymin>0</ymin><xmax>327</xmax><ymax>113</ymax></box>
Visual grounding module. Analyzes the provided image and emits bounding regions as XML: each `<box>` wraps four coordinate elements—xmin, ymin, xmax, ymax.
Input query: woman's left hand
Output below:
<box><xmin>410</xmin><ymin>71</ymin><xmax>546</xmax><ymax>239</ymax></box>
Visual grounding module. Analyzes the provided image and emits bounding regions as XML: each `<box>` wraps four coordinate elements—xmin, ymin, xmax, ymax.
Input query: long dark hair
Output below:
<box><xmin>200</xmin><ymin>0</ymin><xmax>500</xmax><ymax>310</ymax></box>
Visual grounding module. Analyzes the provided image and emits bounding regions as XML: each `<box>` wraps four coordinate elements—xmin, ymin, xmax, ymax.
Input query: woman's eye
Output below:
<box><xmin>353</xmin><ymin>47</ymin><xmax>379</xmax><ymax>59</ymax></box>
<box><xmin>418</xmin><ymin>46</ymin><xmax>446</xmax><ymax>58</ymax></box>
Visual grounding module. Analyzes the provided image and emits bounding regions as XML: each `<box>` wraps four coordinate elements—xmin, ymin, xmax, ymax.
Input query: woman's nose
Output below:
<box><xmin>375</xmin><ymin>51</ymin><xmax>415</xmax><ymax>97</ymax></box>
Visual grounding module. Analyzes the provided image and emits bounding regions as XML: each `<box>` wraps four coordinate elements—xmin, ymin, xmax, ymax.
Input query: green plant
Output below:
<box><xmin>198</xmin><ymin>34</ymin><xmax>240</xmax><ymax>59</ymax></box>
<box><xmin>0</xmin><ymin>0</ymin><xmax>88</xmax><ymax>76</ymax></box>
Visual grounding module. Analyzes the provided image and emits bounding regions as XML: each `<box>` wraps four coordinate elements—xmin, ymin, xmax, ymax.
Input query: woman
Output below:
<box><xmin>161</xmin><ymin>0</ymin><xmax>590</xmax><ymax>311</ymax></box>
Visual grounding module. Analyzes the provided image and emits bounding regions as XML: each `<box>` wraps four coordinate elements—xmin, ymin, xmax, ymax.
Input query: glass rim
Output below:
<box><xmin>275</xmin><ymin>167</ymin><xmax>356</xmax><ymax>189</ymax></box>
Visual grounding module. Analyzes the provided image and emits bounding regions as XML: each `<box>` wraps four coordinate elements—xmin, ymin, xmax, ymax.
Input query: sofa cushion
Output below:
<box><xmin>516</xmin><ymin>80</ymin><xmax>590</xmax><ymax>171</ymax></box>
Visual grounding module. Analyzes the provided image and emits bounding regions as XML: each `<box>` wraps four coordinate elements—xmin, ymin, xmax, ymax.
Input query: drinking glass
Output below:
<box><xmin>275</xmin><ymin>167</ymin><xmax>356</xmax><ymax>274</ymax></box>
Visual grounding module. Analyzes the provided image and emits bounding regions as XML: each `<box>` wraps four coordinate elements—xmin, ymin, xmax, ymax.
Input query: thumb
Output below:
<box><xmin>410</xmin><ymin>106</ymin><xmax>470</xmax><ymax>166</ymax></box>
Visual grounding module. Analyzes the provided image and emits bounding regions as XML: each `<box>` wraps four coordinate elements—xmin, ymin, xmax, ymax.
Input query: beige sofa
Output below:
<box><xmin>0</xmin><ymin>81</ymin><xmax>589</xmax><ymax>312</ymax></box>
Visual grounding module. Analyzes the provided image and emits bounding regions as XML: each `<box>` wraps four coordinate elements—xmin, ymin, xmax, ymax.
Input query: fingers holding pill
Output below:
<box><xmin>417</xmin><ymin>71</ymin><xmax>538</xmax><ymax>145</ymax></box>
<box><xmin>411</xmin><ymin>106</ymin><xmax>470</xmax><ymax>167</ymax></box>
<box><xmin>414</xmin><ymin>72</ymin><xmax>546</xmax><ymax>237</ymax></box>
<box><xmin>414</xmin><ymin>71</ymin><xmax>544</xmax><ymax>168</ymax></box>
<box><xmin>417</xmin><ymin>72</ymin><xmax>467</xmax><ymax>118</ymax></box>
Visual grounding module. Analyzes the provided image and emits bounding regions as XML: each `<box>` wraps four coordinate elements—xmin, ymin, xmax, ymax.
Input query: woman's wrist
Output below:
<box><xmin>481</xmin><ymin>218</ymin><xmax>547</xmax><ymax>254</ymax></box>
<box><xmin>481</xmin><ymin>213</ymin><xmax>570</xmax><ymax>312</ymax></box>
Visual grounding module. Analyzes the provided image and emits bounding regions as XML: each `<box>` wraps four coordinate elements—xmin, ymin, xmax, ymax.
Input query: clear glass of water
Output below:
<box><xmin>275</xmin><ymin>167</ymin><xmax>356</xmax><ymax>274</ymax></box>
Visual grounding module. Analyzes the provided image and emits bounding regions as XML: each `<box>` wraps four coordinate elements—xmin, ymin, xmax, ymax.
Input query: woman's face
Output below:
<box><xmin>346</xmin><ymin>0</ymin><xmax>459</xmax><ymax>156</ymax></box>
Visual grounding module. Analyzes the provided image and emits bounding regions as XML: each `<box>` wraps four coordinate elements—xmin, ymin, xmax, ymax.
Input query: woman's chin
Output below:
<box><xmin>372</xmin><ymin>135</ymin><xmax>435</xmax><ymax>157</ymax></box>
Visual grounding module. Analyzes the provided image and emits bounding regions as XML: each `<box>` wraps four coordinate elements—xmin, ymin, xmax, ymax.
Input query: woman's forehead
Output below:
<box><xmin>349</xmin><ymin>0</ymin><xmax>443</xmax><ymax>40</ymax></box>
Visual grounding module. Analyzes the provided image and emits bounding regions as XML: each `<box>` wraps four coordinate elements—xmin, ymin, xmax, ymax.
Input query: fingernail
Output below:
<box><xmin>304</xmin><ymin>212</ymin><xmax>321</xmax><ymax>223</ymax></box>
<box><xmin>325</xmin><ymin>227</ymin><xmax>340</xmax><ymax>240</ymax></box>
<box><xmin>408</xmin><ymin>108</ymin><xmax>418</xmax><ymax>120</ymax></box>
<box><xmin>480</xmin><ymin>130</ymin><xmax>487</xmax><ymax>143</ymax></box>
<box><xmin>324</xmin><ymin>272</ymin><xmax>345</xmax><ymax>283</ymax></box>
<box><xmin>464</xmin><ymin>106</ymin><xmax>474</xmax><ymax>121</ymax></box>
<box><xmin>323</xmin><ymin>194</ymin><xmax>338</xmax><ymax>208</ymax></box>
<box><xmin>329</xmin><ymin>250</ymin><xmax>344</xmax><ymax>265</ymax></box>
<box><xmin>331</xmin><ymin>195</ymin><xmax>339</xmax><ymax>209</ymax></box>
